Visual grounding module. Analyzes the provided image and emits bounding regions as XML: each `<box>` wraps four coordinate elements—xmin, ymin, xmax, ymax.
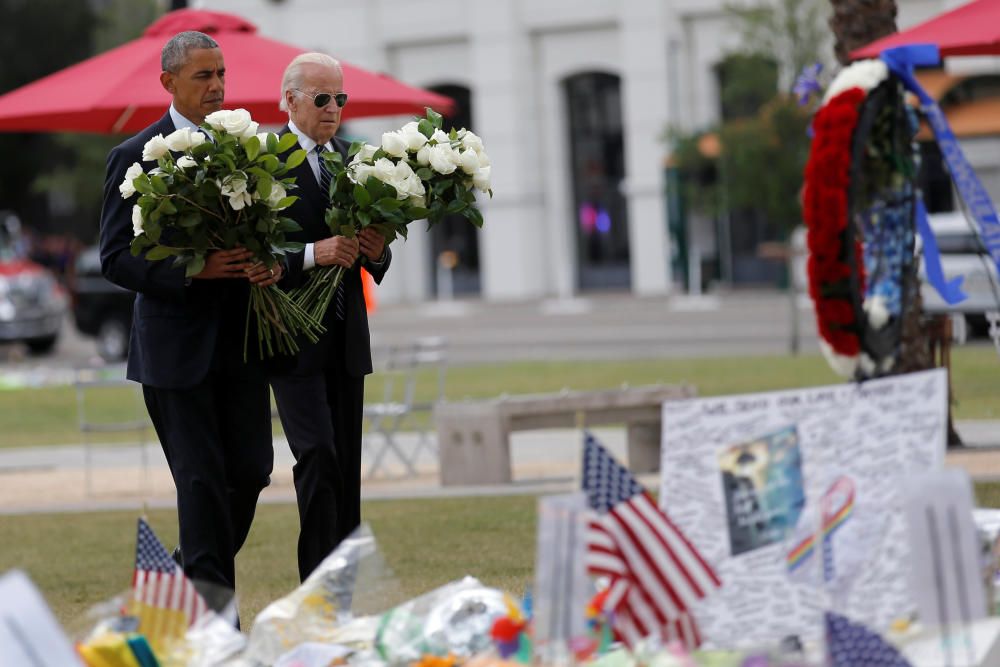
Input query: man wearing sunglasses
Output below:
<box><xmin>271</xmin><ymin>52</ymin><xmax>391</xmax><ymax>581</ymax></box>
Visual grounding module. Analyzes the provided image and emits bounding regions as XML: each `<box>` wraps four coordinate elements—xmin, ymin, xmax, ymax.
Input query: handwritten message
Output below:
<box><xmin>659</xmin><ymin>369</ymin><xmax>947</xmax><ymax>647</ymax></box>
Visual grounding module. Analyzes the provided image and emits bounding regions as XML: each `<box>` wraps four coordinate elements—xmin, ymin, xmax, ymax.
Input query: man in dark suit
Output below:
<box><xmin>270</xmin><ymin>53</ymin><xmax>391</xmax><ymax>581</ymax></box>
<box><xmin>99</xmin><ymin>31</ymin><xmax>280</xmax><ymax>602</ymax></box>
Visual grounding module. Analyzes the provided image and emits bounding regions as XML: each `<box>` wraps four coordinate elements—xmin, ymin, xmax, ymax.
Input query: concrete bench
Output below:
<box><xmin>433</xmin><ymin>384</ymin><xmax>696</xmax><ymax>486</ymax></box>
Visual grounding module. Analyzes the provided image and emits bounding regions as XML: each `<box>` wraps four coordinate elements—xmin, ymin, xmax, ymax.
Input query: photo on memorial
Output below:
<box><xmin>718</xmin><ymin>425</ymin><xmax>806</xmax><ymax>556</ymax></box>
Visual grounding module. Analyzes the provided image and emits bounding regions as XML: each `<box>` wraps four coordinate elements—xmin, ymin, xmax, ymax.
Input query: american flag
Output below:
<box><xmin>131</xmin><ymin>518</ymin><xmax>208</xmax><ymax>651</ymax></box>
<box><xmin>826</xmin><ymin>612</ymin><xmax>912</xmax><ymax>667</ymax></box>
<box><xmin>582</xmin><ymin>432</ymin><xmax>720</xmax><ymax>650</ymax></box>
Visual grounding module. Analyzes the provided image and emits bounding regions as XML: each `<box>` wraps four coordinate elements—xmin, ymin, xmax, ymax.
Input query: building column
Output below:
<box><xmin>619</xmin><ymin>0</ymin><xmax>673</xmax><ymax>295</ymax></box>
<box><xmin>468</xmin><ymin>3</ymin><xmax>549</xmax><ymax>300</ymax></box>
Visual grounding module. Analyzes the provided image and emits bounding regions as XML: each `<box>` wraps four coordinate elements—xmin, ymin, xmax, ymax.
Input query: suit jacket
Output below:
<box><xmin>99</xmin><ymin>112</ymin><xmax>261</xmax><ymax>389</ymax></box>
<box><xmin>276</xmin><ymin>129</ymin><xmax>391</xmax><ymax>378</ymax></box>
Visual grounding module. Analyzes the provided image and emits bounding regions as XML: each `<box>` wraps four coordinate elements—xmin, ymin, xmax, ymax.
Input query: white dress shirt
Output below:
<box><xmin>286</xmin><ymin>120</ymin><xmax>334</xmax><ymax>271</ymax></box>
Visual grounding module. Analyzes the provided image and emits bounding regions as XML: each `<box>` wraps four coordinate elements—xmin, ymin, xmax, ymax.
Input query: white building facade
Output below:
<box><xmin>194</xmin><ymin>0</ymin><xmax>979</xmax><ymax>304</ymax></box>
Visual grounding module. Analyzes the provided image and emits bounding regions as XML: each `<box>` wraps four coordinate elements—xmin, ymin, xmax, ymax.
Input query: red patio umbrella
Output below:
<box><xmin>0</xmin><ymin>8</ymin><xmax>452</xmax><ymax>134</ymax></box>
<box><xmin>852</xmin><ymin>0</ymin><xmax>1000</xmax><ymax>59</ymax></box>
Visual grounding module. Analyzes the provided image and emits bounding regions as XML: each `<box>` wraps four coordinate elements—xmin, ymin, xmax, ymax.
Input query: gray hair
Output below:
<box><xmin>161</xmin><ymin>31</ymin><xmax>219</xmax><ymax>73</ymax></box>
<box><xmin>279</xmin><ymin>53</ymin><xmax>341</xmax><ymax>111</ymax></box>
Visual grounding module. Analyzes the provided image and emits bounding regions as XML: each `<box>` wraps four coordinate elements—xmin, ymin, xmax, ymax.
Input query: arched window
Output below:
<box><xmin>427</xmin><ymin>84</ymin><xmax>480</xmax><ymax>296</ymax></box>
<box><xmin>564</xmin><ymin>72</ymin><xmax>630</xmax><ymax>290</ymax></box>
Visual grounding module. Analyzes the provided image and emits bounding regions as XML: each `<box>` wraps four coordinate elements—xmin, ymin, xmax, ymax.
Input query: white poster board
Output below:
<box><xmin>0</xmin><ymin>570</ymin><xmax>82</xmax><ymax>666</ymax></box>
<box><xmin>659</xmin><ymin>368</ymin><xmax>948</xmax><ymax>647</ymax></box>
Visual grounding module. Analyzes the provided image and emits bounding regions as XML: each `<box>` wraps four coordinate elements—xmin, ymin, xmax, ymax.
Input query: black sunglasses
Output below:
<box><xmin>294</xmin><ymin>89</ymin><xmax>348</xmax><ymax>108</ymax></box>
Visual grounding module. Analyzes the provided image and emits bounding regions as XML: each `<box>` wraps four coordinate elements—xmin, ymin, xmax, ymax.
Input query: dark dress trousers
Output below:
<box><xmin>270</xmin><ymin>131</ymin><xmax>391</xmax><ymax>581</ymax></box>
<box><xmin>99</xmin><ymin>112</ymin><xmax>273</xmax><ymax>594</ymax></box>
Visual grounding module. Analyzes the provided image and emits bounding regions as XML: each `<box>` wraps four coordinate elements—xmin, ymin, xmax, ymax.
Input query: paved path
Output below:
<box><xmin>1</xmin><ymin>420</ymin><xmax>997</xmax><ymax>515</ymax></box>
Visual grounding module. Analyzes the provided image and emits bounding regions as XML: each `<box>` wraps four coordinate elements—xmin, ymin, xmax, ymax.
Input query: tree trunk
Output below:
<box><xmin>828</xmin><ymin>0</ymin><xmax>898</xmax><ymax>66</ymax></box>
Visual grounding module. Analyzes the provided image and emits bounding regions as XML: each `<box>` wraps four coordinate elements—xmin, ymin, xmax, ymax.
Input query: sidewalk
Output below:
<box><xmin>1</xmin><ymin>420</ymin><xmax>998</xmax><ymax>515</ymax></box>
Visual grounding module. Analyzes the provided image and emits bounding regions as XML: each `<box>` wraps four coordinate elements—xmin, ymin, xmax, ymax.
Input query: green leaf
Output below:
<box><xmin>178</xmin><ymin>213</ymin><xmax>200</xmax><ymax>228</ymax></box>
<box><xmin>218</xmin><ymin>153</ymin><xmax>237</xmax><ymax>172</ymax></box>
<box><xmin>426</xmin><ymin>107</ymin><xmax>444</xmax><ymax>129</ymax></box>
<box><xmin>284</xmin><ymin>149</ymin><xmax>307</xmax><ymax>171</ymax></box>
<box><xmin>339</xmin><ymin>223</ymin><xmax>357</xmax><ymax>237</ymax></box>
<box><xmin>353</xmin><ymin>184</ymin><xmax>372</xmax><ymax>208</ymax></box>
<box><xmin>266</xmin><ymin>133</ymin><xmax>279</xmax><ymax>154</ymax></box>
<box><xmin>149</xmin><ymin>175</ymin><xmax>169</xmax><ymax>195</ymax></box>
<box><xmin>186</xmin><ymin>254</ymin><xmax>205</xmax><ymax>278</ymax></box>
<box><xmin>356</xmin><ymin>210</ymin><xmax>371</xmax><ymax>227</ymax></box>
<box><xmin>417</xmin><ymin>119</ymin><xmax>435</xmax><ymax>139</ymax></box>
<box><xmin>407</xmin><ymin>207</ymin><xmax>430</xmax><ymax>221</ymax></box>
<box><xmin>133</xmin><ymin>175</ymin><xmax>153</xmax><ymax>195</ymax></box>
<box><xmin>145</xmin><ymin>245</ymin><xmax>174</xmax><ymax>261</ymax></box>
<box><xmin>466</xmin><ymin>206</ymin><xmax>484</xmax><ymax>228</ymax></box>
<box><xmin>256</xmin><ymin>173</ymin><xmax>273</xmax><ymax>201</ymax></box>
<box><xmin>326</xmin><ymin>207</ymin><xmax>343</xmax><ymax>227</ymax></box>
<box><xmin>256</xmin><ymin>154</ymin><xmax>279</xmax><ymax>173</ymax></box>
<box><xmin>446</xmin><ymin>199</ymin><xmax>467</xmax><ymax>214</ymax></box>
<box><xmin>416</xmin><ymin>167</ymin><xmax>434</xmax><ymax>180</ymax></box>
<box><xmin>276</xmin><ymin>132</ymin><xmax>299</xmax><ymax>154</ymax></box>
<box><xmin>158</xmin><ymin>198</ymin><xmax>177</xmax><ymax>215</ymax></box>
<box><xmin>244</xmin><ymin>135</ymin><xmax>261</xmax><ymax>162</ymax></box>
<box><xmin>375</xmin><ymin>197</ymin><xmax>403</xmax><ymax>211</ymax></box>
<box><xmin>348</xmin><ymin>141</ymin><xmax>365</xmax><ymax>158</ymax></box>
<box><xmin>278</xmin><ymin>217</ymin><xmax>301</xmax><ymax>232</ymax></box>
<box><xmin>274</xmin><ymin>196</ymin><xmax>297</xmax><ymax>209</ymax></box>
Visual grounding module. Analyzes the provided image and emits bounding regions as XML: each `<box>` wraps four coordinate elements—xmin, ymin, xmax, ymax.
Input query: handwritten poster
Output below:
<box><xmin>659</xmin><ymin>369</ymin><xmax>948</xmax><ymax>647</ymax></box>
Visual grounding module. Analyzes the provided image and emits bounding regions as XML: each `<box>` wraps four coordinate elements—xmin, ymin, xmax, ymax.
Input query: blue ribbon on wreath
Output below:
<box><xmin>879</xmin><ymin>43</ymin><xmax>1000</xmax><ymax>305</ymax></box>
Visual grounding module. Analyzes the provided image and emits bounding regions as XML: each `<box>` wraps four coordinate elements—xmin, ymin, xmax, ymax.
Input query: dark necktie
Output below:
<box><xmin>316</xmin><ymin>145</ymin><xmax>346</xmax><ymax>321</ymax></box>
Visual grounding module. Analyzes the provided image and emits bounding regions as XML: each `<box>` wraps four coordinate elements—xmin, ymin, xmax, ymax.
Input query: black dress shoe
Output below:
<box><xmin>171</xmin><ymin>546</ymin><xmax>183</xmax><ymax>567</ymax></box>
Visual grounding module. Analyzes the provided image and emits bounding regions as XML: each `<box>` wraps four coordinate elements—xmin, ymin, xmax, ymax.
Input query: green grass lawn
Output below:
<box><xmin>1</xmin><ymin>347</ymin><xmax>997</xmax><ymax>448</ymax></box>
<box><xmin>0</xmin><ymin>497</ymin><xmax>538</xmax><ymax>630</ymax></box>
<box><xmin>4</xmin><ymin>485</ymin><xmax>1000</xmax><ymax>632</ymax></box>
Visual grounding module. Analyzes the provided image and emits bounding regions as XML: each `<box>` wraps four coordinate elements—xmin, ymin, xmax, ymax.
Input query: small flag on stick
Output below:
<box><xmin>130</xmin><ymin>518</ymin><xmax>208</xmax><ymax>652</ymax></box>
<box><xmin>582</xmin><ymin>432</ymin><xmax>720</xmax><ymax>650</ymax></box>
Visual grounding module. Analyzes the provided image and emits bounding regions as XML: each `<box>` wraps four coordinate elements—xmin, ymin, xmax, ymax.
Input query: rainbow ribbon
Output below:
<box><xmin>787</xmin><ymin>476</ymin><xmax>855</xmax><ymax>581</ymax></box>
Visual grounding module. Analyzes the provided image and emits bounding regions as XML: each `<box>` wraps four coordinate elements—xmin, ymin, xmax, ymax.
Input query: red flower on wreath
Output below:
<box><xmin>803</xmin><ymin>87</ymin><xmax>868</xmax><ymax>362</ymax></box>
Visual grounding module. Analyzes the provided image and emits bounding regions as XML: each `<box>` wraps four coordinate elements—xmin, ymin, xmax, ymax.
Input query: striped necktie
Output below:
<box><xmin>316</xmin><ymin>145</ymin><xmax>346</xmax><ymax>321</ymax></box>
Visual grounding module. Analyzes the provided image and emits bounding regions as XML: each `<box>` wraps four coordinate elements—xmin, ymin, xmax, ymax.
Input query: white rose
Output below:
<box><xmin>164</xmin><ymin>127</ymin><xmax>197</xmax><ymax>152</ymax></box>
<box><xmin>372</xmin><ymin>157</ymin><xmax>397</xmax><ymax>184</ymax></box>
<box><xmin>119</xmin><ymin>162</ymin><xmax>144</xmax><ymax>199</ymax></box>
<box><xmin>255</xmin><ymin>132</ymin><xmax>273</xmax><ymax>152</ymax></box>
<box><xmin>176</xmin><ymin>155</ymin><xmax>197</xmax><ymax>169</ymax></box>
<box><xmin>351</xmin><ymin>163</ymin><xmax>374</xmax><ymax>186</ymax></box>
<box><xmin>131</xmin><ymin>204</ymin><xmax>144</xmax><ymax>236</ymax></box>
<box><xmin>477</xmin><ymin>149</ymin><xmax>491</xmax><ymax>168</ymax></box>
<box><xmin>380</xmin><ymin>131</ymin><xmax>409</xmax><ymax>158</ymax></box>
<box><xmin>409</xmin><ymin>193</ymin><xmax>427</xmax><ymax>207</ymax></box>
<box><xmin>400</xmin><ymin>174</ymin><xmax>426</xmax><ymax>200</ymax></box>
<box><xmin>237</xmin><ymin>121</ymin><xmax>260</xmax><ymax>142</ymax></box>
<box><xmin>227</xmin><ymin>191</ymin><xmax>253</xmax><ymax>211</ymax></box>
<box><xmin>350</xmin><ymin>143</ymin><xmax>379</xmax><ymax>165</ymax></box>
<box><xmin>398</xmin><ymin>123</ymin><xmax>428</xmax><ymax>151</ymax></box>
<box><xmin>393</xmin><ymin>160</ymin><xmax>415</xmax><ymax>180</ymax></box>
<box><xmin>141</xmin><ymin>134</ymin><xmax>170</xmax><ymax>161</ymax></box>
<box><xmin>459</xmin><ymin>130</ymin><xmax>484</xmax><ymax>154</ymax></box>
<box><xmin>221</xmin><ymin>174</ymin><xmax>249</xmax><ymax>197</ymax></box>
<box><xmin>427</xmin><ymin>143</ymin><xmax>459</xmax><ymax>174</ymax></box>
<box><xmin>473</xmin><ymin>166</ymin><xmax>491</xmax><ymax>192</ymax></box>
<box><xmin>189</xmin><ymin>132</ymin><xmax>206</xmax><ymax>148</ymax></box>
<box><xmin>205</xmin><ymin>108</ymin><xmax>253</xmax><ymax>137</ymax></box>
<box><xmin>268</xmin><ymin>182</ymin><xmax>288</xmax><ymax>208</ymax></box>
<box><xmin>430</xmin><ymin>129</ymin><xmax>450</xmax><ymax>144</ymax></box>
<box><xmin>458</xmin><ymin>149</ymin><xmax>479</xmax><ymax>175</ymax></box>
<box><xmin>415</xmin><ymin>145</ymin><xmax>431</xmax><ymax>166</ymax></box>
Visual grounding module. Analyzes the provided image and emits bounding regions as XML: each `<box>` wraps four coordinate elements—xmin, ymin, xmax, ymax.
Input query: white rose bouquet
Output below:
<box><xmin>122</xmin><ymin>108</ymin><xmax>324</xmax><ymax>360</ymax></box>
<box><xmin>290</xmin><ymin>108</ymin><xmax>492</xmax><ymax>320</ymax></box>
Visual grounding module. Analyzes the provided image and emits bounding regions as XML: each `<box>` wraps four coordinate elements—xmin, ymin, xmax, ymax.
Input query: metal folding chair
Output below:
<box><xmin>363</xmin><ymin>337</ymin><xmax>447</xmax><ymax>478</ymax></box>
<box><xmin>74</xmin><ymin>366</ymin><xmax>152</xmax><ymax>496</ymax></box>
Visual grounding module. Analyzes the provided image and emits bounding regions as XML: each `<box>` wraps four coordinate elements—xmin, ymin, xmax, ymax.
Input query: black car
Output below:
<box><xmin>70</xmin><ymin>246</ymin><xmax>133</xmax><ymax>361</ymax></box>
